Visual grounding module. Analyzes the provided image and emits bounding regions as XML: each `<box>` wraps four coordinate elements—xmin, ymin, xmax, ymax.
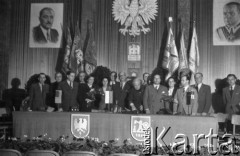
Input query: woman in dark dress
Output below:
<box><xmin>78</xmin><ymin>75</ymin><xmax>96</xmax><ymax>112</ymax></box>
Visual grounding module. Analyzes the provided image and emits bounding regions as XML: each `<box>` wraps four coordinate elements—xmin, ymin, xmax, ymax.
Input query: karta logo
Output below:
<box><xmin>131</xmin><ymin>116</ymin><xmax>151</xmax><ymax>141</ymax></box>
<box><xmin>71</xmin><ymin>114</ymin><xmax>90</xmax><ymax>138</ymax></box>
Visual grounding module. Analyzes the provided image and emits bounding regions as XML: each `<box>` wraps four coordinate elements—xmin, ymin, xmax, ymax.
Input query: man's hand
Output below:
<box><xmin>58</xmin><ymin>108</ymin><xmax>63</xmax><ymax>112</ymax></box>
<box><xmin>202</xmin><ymin>112</ymin><xmax>207</xmax><ymax>116</ymax></box>
<box><xmin>85</xmin><ymin>99</ymin><xmax>92</xmax><ymax>103</ymax></box>
<box><xmin>130</xmin><ymin>103</ymin><xmax>136</xmax><ymax>111</ymax></box>
<box><xmin>145</xmin><ymin>109</ymin><xmax>150</xmax><ymax>114</ymax></box>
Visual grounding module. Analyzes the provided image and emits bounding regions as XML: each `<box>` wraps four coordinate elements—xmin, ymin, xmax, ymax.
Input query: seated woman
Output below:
<box><xmin>97</xmin><ymin>77</ymin><xmax>112</xmax><ymax>111</ymax></box>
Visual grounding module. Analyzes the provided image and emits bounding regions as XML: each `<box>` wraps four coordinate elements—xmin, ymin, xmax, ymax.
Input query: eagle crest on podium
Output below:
<box><xmin>112</xmin><ymin>0</ymin><xmax>158</xmax><ymax>36</ymax></box>
<box><xmin>71</xmin><ymin>114</ymin><xmax>90</xmax><ymax>138</ymax></box>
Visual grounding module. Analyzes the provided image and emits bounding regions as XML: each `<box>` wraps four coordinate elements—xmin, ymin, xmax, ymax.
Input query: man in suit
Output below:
<box><xmin>50</xmin><ymin>72</ymin><xmax>62</xmax><ymax>111</ymax></box>
<box><xmin>109</xmin><ymin>71</ymin><xmax>121</xmax><ymax>107</ymax></box>
<box><xmin>167</xmin><ymin>77</ymin><xmax>178</xmax><ymax>113</ymax></box>
<box><xmin>29</xmin><ymin>73</ymin><xmax>50</xmax><ymax>111</ymax></box>
<box><xmin>128</xmin><ymin>78</ymin><xmax>144</xmax><ymax>113</ymax></box>
<box><xmin>143</xmin><ymin>74</ymin><xmax>169</xmax><ymax>114</ymax></box>
<box><xmin>216</xmin><ymin>2</ymin><xmax>240</xmax><ymax>42</ymax></box>
<box><xmin>223</xmin><ymin>74</ymin><xmax>240</xmax><ymax>115</ymax></box>
<box><xmin>2</xmin><ymin>78</ymin><xmax>27</xmax><ymax>111</ymax></box>
<box><xmin>117</xmin><ymin>72</ymin><xmax>131</xmax><ymax>112</ymax></box>
<box><xmin>33</xmin><ymin>7</ymin><xmax>59</xmax><ymax>44</ymax></box>
<box><xmin>173</xmin><ymin>75</ymin><xmax>198</xmax><ymax>115</ymax></box>
<box><xmin>58</xmin><ymin>71</ymin><xmax>79</xmax><ymax>111</ymax></box>
<box><xmin>193</xmin><ymin>72</ymin><xmax>212</xmax><ymax>115</ymax></box>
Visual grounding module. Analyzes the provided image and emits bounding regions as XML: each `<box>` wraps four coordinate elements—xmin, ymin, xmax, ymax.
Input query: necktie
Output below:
<box><xmin>47</xmin><ymin>31</ymin><xmax>51</xmax><ymax>41</ymax></box>
<box><xmin>196</xmin><ymin>85</ymin><xmax>198</xmax><ymax>92</ymax></box>
<box><xmin>40</xmin><ymin>84</ymin><xmax>42</xmax><ymax>92</ymax></box>
<box><xmin>230</xmin><ymin>86</ymin><xmax>233</xmax><ymax>97</ymax></box>
<box><xmin>155</xmin><ymin>85</ymin><xmax>158</xmax><ymax>90</ymax></box>
<box><xmin>70</xmin><ymin>82</ymin><xmax>73</xmax><ymax>89</ymax></box>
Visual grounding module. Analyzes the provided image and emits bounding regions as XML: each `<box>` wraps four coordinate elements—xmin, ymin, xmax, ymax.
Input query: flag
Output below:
<box><xmin>162</xmin><ymin>26</ymin><xmax>179</xmax><ymax>81</ymax></box>
<box><xmin>70</xmin><ymin>22</ymin><xmax>84</xmax><ymax>75</ymax></box>
<box><xmin>84</xmin><ymin>21</ymin><xmax>97</xmax><ymax>75</ymax></box>
<box><xmin>61</xmin><ymin>27</ymin><xmax>72</xmax><ymax>75</ymax></box>
<box><xmin>188</xmin><ymin>25</ymin><xmax>200</xmax><ymax>84</ymax></box>
<box><xmin>178</xmin><ymin>28</ymin><xmax>188</xmax><ymax>74</ymax></box>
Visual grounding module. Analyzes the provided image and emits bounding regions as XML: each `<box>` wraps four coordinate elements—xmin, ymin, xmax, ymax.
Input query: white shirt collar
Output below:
<box><xmin>197</xmin><ymin>83</ymin><xmax>202</xmax><ymax>89</ymax></box>
<box><xmin>40</xmin><ymin>25</ymin><xmax>50</xmax><ymax>42</ymax></box>
<box><xmin>230</xmin><ymin>85</ymin><xmax>235</xmax><ymax>90</ymax></box>
<box><xmin>225</xmin><ymin>22</ymin><xmax>240</xmax><ymax>33</ymax></box>
<box><xmin>184</xmin><ymin>85</ymin><xmax>189</xmax><ymax>91</ymax></box>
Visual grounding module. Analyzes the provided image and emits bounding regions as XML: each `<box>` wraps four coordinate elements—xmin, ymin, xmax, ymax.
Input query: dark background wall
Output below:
<box><xmin>0</xmin><ymin>0</ymin><xmax>240</xmax><ymax>94</ymax></box>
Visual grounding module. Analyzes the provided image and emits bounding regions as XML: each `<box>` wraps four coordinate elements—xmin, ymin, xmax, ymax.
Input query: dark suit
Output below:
<box><xmin>117</xmin><ymin>81</ymin><xmax>132</xmax><ymax>109</ymax></box>
<box><xmin>174</xmin><ymin>86</ymin><xmax>198</xmax><ymax>115</ymax></box>
<box><xmin>29</xmin><ymin>83</ymin><xmax>50</xmax><ymax>111</ymax></box>
<box><xmin>192</xmin><ymin>84</ymin><xmax>212</xmax><ymax>114</ymax></box>
<box><xmin>168</xmin><ymin>87</ymin><xmax>178</xmax><ymax>112</ymax></box>
<box><xmin>2</xmin><ymin>88</ymin><xmax>27</xmax><ymax>111</ymax></box>
<box><xmin>143</xmin><ymin>85</ymin><xmax>168</xmax><ymax>114</ymax></box>
<box><xmin>58</xmin><ymin>81</ymin><xmax>79</xmax><ymax>111</ymax></box>
<box><xmin>223</xmin><ymin>85</ymin><xmax>240</xmax><ymax>115</ymax></box>
<box><xmin>109</xmin><ymin>81</ymin><xmax>120</xmax><ymax>105</ymax></box>
<box><xmin>50</xmin><ymin>81</ymin><xmax>61</xmax><ymax>110</ymax></box>
<box><xmin>33</xmin><ymin>25</ymin><xmax>59</xmax><ymax>44</ymax></box>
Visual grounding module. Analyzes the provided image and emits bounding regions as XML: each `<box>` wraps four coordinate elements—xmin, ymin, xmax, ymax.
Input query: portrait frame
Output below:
<box><xmin>29</xmin><ymin>3</ymin><xmax>63</xmax><ymax>48</ymax></box>
<box><xmin>213</xmin><ymin>0</ymin><xmax>240</xmax><ymax>45</ymax></box>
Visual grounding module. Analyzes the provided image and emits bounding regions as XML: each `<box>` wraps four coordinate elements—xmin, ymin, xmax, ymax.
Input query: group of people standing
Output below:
<box><xmin>3</xmin><ymin>70</ymin><xmax>240</xmax><ymax>118</ymax></box>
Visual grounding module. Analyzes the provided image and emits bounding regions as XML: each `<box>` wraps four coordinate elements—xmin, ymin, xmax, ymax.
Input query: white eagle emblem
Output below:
<box><xmin>74</xmin><ymin>118</ymin><xmax>87</xmax><ymax>134</ymax></box>
<box><xmin>112</xmin><ymin>0</ymin><xmax>158</xmax><ymax>36</ymax></box>
<box><xmin>71</xmin><ymin>114</ymin><xmax>90</xmax><ymax>138</ymax></box>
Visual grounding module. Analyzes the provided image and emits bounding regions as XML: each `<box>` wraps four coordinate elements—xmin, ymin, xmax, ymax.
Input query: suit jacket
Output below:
<box><xmin>216</xmin><ymin>24</ymin><xmax>240</xmax><ymax>42</ymax></box>
<box><xmin>109</xmin><ymin>81</ymin><xmax>120</xmax><ymax>105</ymax></box>
<box><xmin>29</xmin><ymin>83</ymin><xmax>50</xmax><ymax>111</ymax></box>
<box><xmin>168</xmin><ymin>87</ymin><xmax>178</xmax><ymax>112</ymax></box>
<box><xmin>191</xmin><ymin>84</ymin><xmax>212</xmax><ymax>113</ymax></box>
<box><xmin>173</xmin><ymin>86</ymin><xmax>198</xmax><ymax>115</ymax></box>
<box><xmin>223</xmin><ymin>85</ymin><xmax>240</xmax><ymax>115</ymax></box>
<box><xmin>58</xmin><ymin>81</ymin><xmax>79</xmax><ymax>111</ymax></box>
<box><xmin>2</xmin><ymin>88</ymin><xmax>27</xmax><ymax>111</ymax></box>
<box><xmin>33</xmin><ymin>25</ymin><xmax>59</xmax><ymax>44</ymax></box>
<box><xmin>143</xmin><ymin>85</ymin><xmax>168</xmax><ymax>114</ymax></box>
<box><xmin>50</xmin><ymin>81</ymin><xmax>61</xmax><ymax>109</ymax></box>
<box><xmin>116</xmin><ymin>81</ymin><xmax>132</xmax><ymax>109</ymax></box>
<box><xmin>78</xmin><ymin>83</ymin><xmax>97</xmax><ymax>112</ymax></box>
<box><xmin>128</xmin><ymin>86</ymin><xmax>145</xmax><ymax>112</ymax></box>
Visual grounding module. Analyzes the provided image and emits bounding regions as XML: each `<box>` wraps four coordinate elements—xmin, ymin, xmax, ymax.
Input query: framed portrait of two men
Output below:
<box><xmin>29</xmin><ymin>3</ymin><xmax>63</xmax><ymax>48</ymax></box>
<box><xmin>213</xmin><ymin>0</ymin><xmax>240</xmax><ymax>45</ymax></box>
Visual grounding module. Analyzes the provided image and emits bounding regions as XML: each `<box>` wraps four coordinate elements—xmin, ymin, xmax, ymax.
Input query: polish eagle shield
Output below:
<box><xmin>71</xmin><ymin>114</ymin><xmax>90</xmax><ymax>138</ymax></box>
<box><xmin>131</xmin><ymin>116</ymin><xmax>151</xmax><ymax>141</ymax></box>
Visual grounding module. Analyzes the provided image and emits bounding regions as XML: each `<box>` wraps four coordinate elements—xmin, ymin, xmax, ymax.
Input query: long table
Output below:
<box><xmin>13</xmin><ymin>112</ymin><xmax>218</xmax><ymax>147</ymax></box>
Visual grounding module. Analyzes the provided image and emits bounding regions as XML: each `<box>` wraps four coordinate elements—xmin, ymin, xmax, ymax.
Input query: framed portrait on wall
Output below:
<box><xmin>213</xmin><ymin>0</ymin><xmax>240</xmax><ymax>45</ymax></box>
<box><xmin>29</xmin><ymin>3</ymin><xmax>63</xmax><ymax>48</ymax></box>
